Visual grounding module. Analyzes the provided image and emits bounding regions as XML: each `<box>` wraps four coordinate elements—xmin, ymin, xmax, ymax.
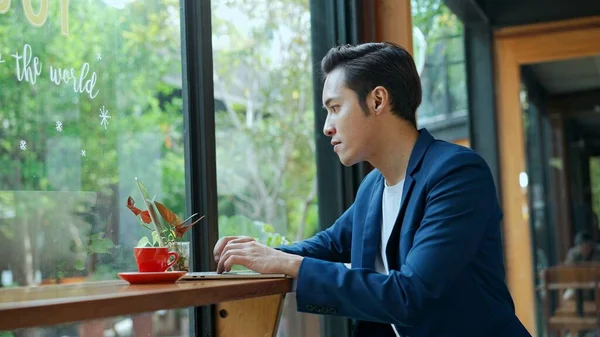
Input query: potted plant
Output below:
<box><xmin>126</xmin><ymin>177</ymin><xmax>204</xmax><ymax>272</ymax></box>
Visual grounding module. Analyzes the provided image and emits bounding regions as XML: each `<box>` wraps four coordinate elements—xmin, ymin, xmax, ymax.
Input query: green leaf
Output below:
<box><xmin>69</xmin><ymin>241</ymin><xmax>87</xmax><ymax>254</ymax></box>
<box><xmin>262</xmin><ymin>223</ymin><xmax>275</xmax><ymax>233</ymax></box>
<box><xmin>74</xmin><ymin>259</ymin><xmax>86</xmax><ymax>271</ymax></box>
<box><xmin>89</xmin><ymin>233</ymin><xmax>115</xmax><ymax>254</ymax></box>
<box><xmin>94</xmin><ymin>239</ymin><xmax>114</xmax><ymax>254</ymax></box>
<box><xmin>89</xmin><ymin>232</ymin><xmax>104</xmax><ymax>240</ymax></box>
<box><xmin>137</xmin><ymin>236</ymin><xmax>152</xmax><ymax>248</ymax></box>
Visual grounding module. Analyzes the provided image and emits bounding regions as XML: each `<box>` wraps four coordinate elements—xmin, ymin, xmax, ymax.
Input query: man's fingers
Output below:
<box><xmin>217</xmin><ymin>248</ymin><xmax>244</xmax><ymax>273</ymax></box>
<box><xmin>222</xmin><ymin>255</ymin><xmax>250</xmax><ymax>274</ymax></box>
<box><xmin>222</xmin><ymin>241</ymin><xmax>254</xmax><ymax>251</ymax></box>
<box><xmin>213</xmin><ymin>236</ymin><xmax>236</xmax><ymax>260</ymax></box>
<box><xmin>228</xmin><ymin>237</ymin><xmax>256</xmax><ymax>246</ymax></box>
<box><xmin>214</xmin><ymin>236</ymin><xmax>253</xmax><ymax>262</ymax></box>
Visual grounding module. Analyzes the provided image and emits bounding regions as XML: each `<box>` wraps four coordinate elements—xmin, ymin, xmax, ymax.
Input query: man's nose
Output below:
<box><xmin>323</xmin><ymin>123</ymin><xmax>335</xmax><ymax>137</ymax></box>
<box><xmin>323</xmin><ymin>116</ymin><xmax>335</xmax><ymax>137</ymax></box>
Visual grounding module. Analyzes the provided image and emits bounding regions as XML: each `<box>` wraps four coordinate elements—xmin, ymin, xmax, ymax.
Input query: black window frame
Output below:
<box><xmin>310</xmin><ymin>1</ymin><xmax>371</xmax><ymax>334</ymax></box>
<box><xmin>181</xmin><ymin>0</ymin><xmax>218</xmax><ymax>336</ymax></box>
<box><xmin>182</xmin><ymin>0</ymin><xmax>373</xmax><ymax>336</ymax></box>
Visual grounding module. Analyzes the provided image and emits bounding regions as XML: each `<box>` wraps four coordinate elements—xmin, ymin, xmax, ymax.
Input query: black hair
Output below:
<box><xmin>320</xmin><ymin>42</ymin><xmax>422</xmax><ymax>127</ymax></box>
<box><xmin>575</xmin><ymin>231</ymin><xmax>593</xmax><ymax>245</ymax></box>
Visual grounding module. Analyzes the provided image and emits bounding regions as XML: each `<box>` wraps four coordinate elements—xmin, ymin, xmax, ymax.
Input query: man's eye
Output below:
<box><xmin>331</xmin><ymin>105</ymin><xmax>340</xmax><ymax>112</ymax></box>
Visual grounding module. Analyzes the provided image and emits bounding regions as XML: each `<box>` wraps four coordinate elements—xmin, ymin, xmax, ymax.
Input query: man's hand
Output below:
<box><xmin>213</xmin><ymin>236</ymin><xmax>303</xmax><ymax>277</ymax></box>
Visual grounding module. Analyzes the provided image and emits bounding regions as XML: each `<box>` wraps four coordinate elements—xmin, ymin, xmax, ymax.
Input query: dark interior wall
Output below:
<box><xmin>447</xmin><ymin>0</ymin><xmax>600</xmax><ymax>27</ymax></box>
<box><xmin>463</xmin><ymin>20</ymin><xmax>499</xmax><ymax>187</ymax></box>
<box><xmin>550</xmin><ymin>90</ymin><xmax>600</xmax><ymax>241</ymax></box>
<box><xmin>521</xmin><ymin>67</ymin><xmax>600</xmax><ymax>256</ymax></box>
<box><xmin>309</xmin><ymin>1</ymin><xmax>373</xmax><ymax>336</ymax></box>
<box><xmin>564</xmin><ymin>120</ymin><xmax>593</xmax><ymax>236</ymax></box>
<box><xmin>476</xmin><ymin>0</ymin><xmax>600</xmax><ymax>28</ymax></box>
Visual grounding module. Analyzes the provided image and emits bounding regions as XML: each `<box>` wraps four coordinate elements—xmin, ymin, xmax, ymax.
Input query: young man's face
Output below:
<box><xmin>321</xmin><ymin>68</ymin><xmax>375</xmax><ymax>166</ymax></box>
<box><xmin>581</xmin><ymin>241</ymin><xmax>594</xmax><ymax>257</ymax></box>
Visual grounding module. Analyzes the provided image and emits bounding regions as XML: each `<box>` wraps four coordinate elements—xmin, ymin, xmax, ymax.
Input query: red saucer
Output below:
<box><xmin>118</xmin><ymin>271</ymin><xmax>187</xmax><ymax>284</ymax></box>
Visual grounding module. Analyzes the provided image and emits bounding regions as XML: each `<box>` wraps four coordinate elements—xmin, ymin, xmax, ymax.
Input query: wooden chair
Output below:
<box><xmin>542</xmin><ymin>264</ymin><xmax>600</xmax><ymax>337</ymax></box>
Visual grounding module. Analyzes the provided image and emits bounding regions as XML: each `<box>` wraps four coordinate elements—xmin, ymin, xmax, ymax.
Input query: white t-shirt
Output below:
<box><xmin>374</xmin><ymin>179</ymin><xmax>404</xmax><ymax>337</ymax></box>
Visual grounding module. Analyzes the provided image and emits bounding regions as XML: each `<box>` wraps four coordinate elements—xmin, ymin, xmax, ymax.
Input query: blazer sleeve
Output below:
<box><xmin>275</xmin><ymin>203</ymin><xmax>353</xmax><ymax>263</ymax></box>
<box><xmin>292</xmin><ymin>151</ymin><xmax>499</xmax><ymax>326</ymax></box>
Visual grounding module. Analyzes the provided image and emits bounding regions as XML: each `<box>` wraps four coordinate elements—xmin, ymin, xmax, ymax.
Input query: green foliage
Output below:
<box><xmin>136</xmin><ymin>229</ymin><xmax>161</xmax><ymax>248</ymax></box>
<box><xmin>212</xmin><ymin>0</ymin><xmax>318</xmax><ymax>244</ymax></box>
<box><xmin>218</xmin><ymin>214</ymin><xmax>291</xmax><ymax>247</ymax></box>
<box><xmin>411</xmin><ymin>0</ymin><xmax>467</xmax><ymax>119</ymax></box>
<box><xmin>0</xmin><ymin>0</ymin><xmax>184</xmax><ymax>284</ymax></box>
<box><xmin>72</xmin><ymin>231</ymin><xmax>115</xmax><ymax>272</ymax></box>
<box><xmin>0</xmin><ymin>0</ymin><xmax>319</xmax><ymax>286</ymax></box>
<box><xmin>263</xmin><ymin>224</ymin><xmax>291</xmax><ymax>248</ymax></box>
<box><xmin>89</xmin><ymin>232</ymin><xmax>116</xmax><ymax>254</ymax></box>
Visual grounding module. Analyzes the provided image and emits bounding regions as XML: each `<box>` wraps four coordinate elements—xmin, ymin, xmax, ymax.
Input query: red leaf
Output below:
<box><xmin>127</xmin><ymin>196</ymin><xmax>152</xmax><ymax>224</ymax></box>
<box><xmin>174</xmin><ymin>223</ymin><xmax>189</xmax><ymax>238</ymax></box>
<box><xmin>127</xmin><ymin>196</ymin><xmax>142</xmax><ymax>215</ymax></box>
<box><xmin>140</xmin><ymin>210</ymin><xmax>152</xmax><ymax>224</ymax></box>
<box><xmin>174</xmin><ymin>215</ymin><xmax>205</xmax><ymax>238</ymax></box>
<box><xmin>155</xmin><ymin>201</ymin><xmax>181</xmax><ymax>227</ymax></box>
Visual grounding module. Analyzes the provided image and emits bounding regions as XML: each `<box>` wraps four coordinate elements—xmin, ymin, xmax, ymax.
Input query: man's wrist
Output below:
<box><xmin>283</xmin><ymin>254</ymin><xmax>304</xmax><ymax>278</ymax></box>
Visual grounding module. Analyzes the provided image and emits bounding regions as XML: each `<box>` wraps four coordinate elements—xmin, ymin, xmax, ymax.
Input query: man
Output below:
<box><xmin>213</xmin><ymin>42</ymin><xmax>531</xmax><ymax>337</ymax></box>
<box><xmin>565</xmin><ymin>231</ymin><xmax>600</xmax><ymax>265</ymax></box>
<box><xmin>561</xmin><ymin>231</ymin><xmax>600</xmax><ymax>334</ymax></box>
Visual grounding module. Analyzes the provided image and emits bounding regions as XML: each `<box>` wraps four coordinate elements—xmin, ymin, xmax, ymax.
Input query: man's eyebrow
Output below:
<box><xmin>322</xmin><ymin>97</ymin><xmax>339</xmax><ymax>109</ymax></box>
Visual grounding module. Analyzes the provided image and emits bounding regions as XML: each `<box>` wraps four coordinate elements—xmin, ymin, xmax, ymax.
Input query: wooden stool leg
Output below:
<box><xmin>216</xmin><ymin>294</ymin><xmax>285</xmax><ymax>337</ymax></box>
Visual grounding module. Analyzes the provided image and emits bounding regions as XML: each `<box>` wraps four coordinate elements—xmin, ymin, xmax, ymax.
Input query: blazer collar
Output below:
<box><xmin>406</xmin><ymin>128</ymin><xmax>435</xmax><ymax>177</ymax></box>
<box><xmin>360</xmin><ymin>128</ymin><xmax>434</xmax><ymax>269</ymax></box>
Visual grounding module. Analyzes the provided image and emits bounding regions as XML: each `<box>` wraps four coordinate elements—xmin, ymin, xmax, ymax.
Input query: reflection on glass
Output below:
<box><xmin>411</xmin><ymin>0</ymin><xmax>468</xmax><ymax>123</ymax></box>
<box><xmin>0</xmin><ymin>1</ymin><xmax>186</xmax><ymax>286</ymax></box>
<box><xmin>590</xmin><ymin>157</ymin><xmax>600</xmax><ymax>224</ymax></box>
<box><xmin>211</xmin><ymin>0</ymin><xmax>320</xmax><ymax>336</ymax></box>
<box><xmin>6</xmin><ymin>310</ymin><xmax>189</xmax><ymax>337</ymax></box>
<box><xmin>1</xmin><ymin>1</ymin><xmax>187</xmax><ymax>335</ymax></box>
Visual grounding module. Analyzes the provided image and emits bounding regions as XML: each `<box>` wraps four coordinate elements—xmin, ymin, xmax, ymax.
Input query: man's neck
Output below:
<box><xmin>368</xmin><ymin>123</ymin><xmax>419</xmax><ymax>186</ymax></box>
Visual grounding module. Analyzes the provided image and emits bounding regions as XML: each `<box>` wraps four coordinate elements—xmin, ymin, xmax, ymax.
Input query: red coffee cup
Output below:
<box><xmin>134</xmin><ymin>247</ymin><xmax>179</xmax><ymax>272</ymax></box>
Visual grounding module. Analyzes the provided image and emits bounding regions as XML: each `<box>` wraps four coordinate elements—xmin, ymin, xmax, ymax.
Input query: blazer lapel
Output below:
<box><xmin>360</xmin><ymin>176</ymin><xmax>384</xmax><ymax>269</ymax></box>
<box><xmin>385</xmin><ymin>175</ymin><xmax>415</xmax><ymax>269</ymax></box>
<box><xmin>385</xmin><ymin>128</ymin><xmax>435</xmax><ymax>269</ymax></box>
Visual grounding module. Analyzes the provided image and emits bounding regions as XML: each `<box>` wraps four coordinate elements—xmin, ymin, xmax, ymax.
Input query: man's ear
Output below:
<box><xmin>371</xmin><ymin>86</ymin><xmax>389</xmax><ymax>115</ymax></box>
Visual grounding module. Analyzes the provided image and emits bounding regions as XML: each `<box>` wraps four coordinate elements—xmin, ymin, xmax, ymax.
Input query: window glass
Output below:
<box><xmin>1</xmin><ymin>1</ymin><xmax>188</xmax><ymax>334</ymax></box>
<box><xmin>411</xmin><ymin>0</ymin><xmax>468</xmax><ymax>124</ymax></box>
<box><xmin>211</xmin><ymin>0</ymin><xmax>320</xmax><ymax>336</ymax></box>
<box><xmin>6</xmin><ymin>310</ymin><xmax>189</xmax><ymax>337</ymax></box>
<box><xmin>0</xmin><ymin>0</ymin><xmax>187</xmax><ymax>289</ymax></box>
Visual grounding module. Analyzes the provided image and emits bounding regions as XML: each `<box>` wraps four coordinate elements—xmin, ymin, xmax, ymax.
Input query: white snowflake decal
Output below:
<box><xmin>19</xmin><ymin>140</ymin><xmax>26</xmax><ymax>150</ymax></box>
<box><xmin>96</xmin><ymin>52</ymin><xmax>102</xmax><ymax>61</ymax></box>
<box><xmin>99</xmin><ymin>105</ymin><xmax>111</xmax><ymax>129</ymax></box>
<box><xmin>56</xmin><ymin>121</ymin><xmax>63</xmax><ymax>132</ymax></box>
<box><xmin>81</xmin><ymin>150</ymin><xmax>86</xmax><ymax>157</ymax></box>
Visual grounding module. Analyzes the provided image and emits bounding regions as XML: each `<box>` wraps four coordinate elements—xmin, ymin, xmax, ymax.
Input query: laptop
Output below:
<box><xmin>180</xmin><ymin>271</ymin><xmax>289</xmax><ymax>280</ymax></box>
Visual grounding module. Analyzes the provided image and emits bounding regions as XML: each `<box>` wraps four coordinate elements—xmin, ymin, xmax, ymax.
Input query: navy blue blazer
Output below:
<box><xmin>278</xmin><ymin>129</ymin><xmax>531</xmax><ymax>337</ymax></box>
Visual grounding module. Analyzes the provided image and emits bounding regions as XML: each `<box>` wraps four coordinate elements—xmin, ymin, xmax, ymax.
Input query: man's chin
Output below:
<box><xmin>338</xmin><ymin>154</ymin><xmax>360</xmax><ymax>167</ymax></box>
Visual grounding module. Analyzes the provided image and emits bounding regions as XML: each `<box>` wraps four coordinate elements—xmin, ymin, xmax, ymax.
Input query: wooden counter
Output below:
<box><xmin>0</xmin><ymin>278</ymin><xmax>292</xmax><ymax>335</ymax></box>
